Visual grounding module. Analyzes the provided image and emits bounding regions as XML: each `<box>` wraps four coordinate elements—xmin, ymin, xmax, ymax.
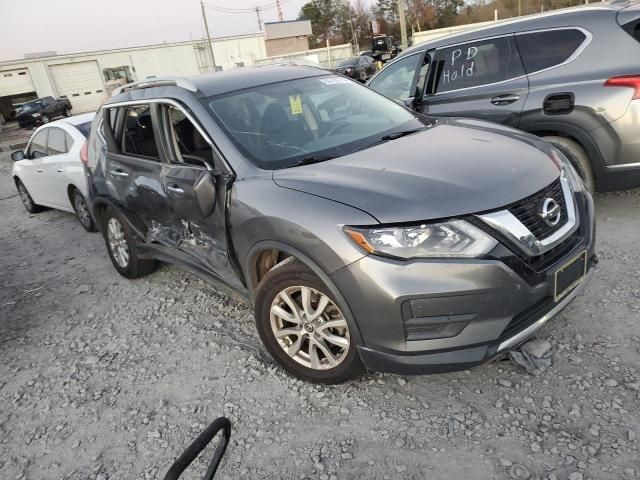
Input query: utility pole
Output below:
<box><xmin>398</xmin><ymin>0</ymin><xmax>408</xmax><ymax>50</ymax></box>
<box><xmin>255</xmin><ymin>6</ymin><xmax>262</xmax><ymax>31</ymax></box>
<box><xmin>276</xmin><ymin>0</ymin><xmax>284</xmax><ymax>21</ymax></box>
<box><xmin>201</xmin><ymin>0</ymin><xmax>217</xmax><ymax>72</ymax></box>
<box><xmin>518</xmin><ymin>0</ymin><xmax>522</xmax><ymax>16</ymax></box>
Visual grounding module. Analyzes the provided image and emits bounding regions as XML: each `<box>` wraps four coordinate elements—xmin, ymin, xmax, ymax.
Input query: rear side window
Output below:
<box><xmin>515</xmin><ymin>29</ymin><xmax>587</xmax><ymax>74</ymax></box>
<box><xmin>47</xmin><ymin>128</ymin><xmax>67</xmax><ymax>155</ymax></box>
<box><xmin>118</xmin><ymin>105</ymin><xmax>160</xmax><ymax>160</ymax></box>
<box><xmin>433</xmin><ymin>36</ymin><xmax>525</xmax><ymax>93</ymax></box>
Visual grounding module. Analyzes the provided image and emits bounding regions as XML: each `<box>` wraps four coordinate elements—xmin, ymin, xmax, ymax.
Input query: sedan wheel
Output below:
<box><xmin>17</xmin><ymin>182</ymin><xmax>42</xmax><ymax>213</ymax></box>
<box><xmin>72</xmin><ymin>191</ymin><xmax>96</xmax><ymax>232</ymax></box>
<box><xmin>41</xmin><ymin>115</ymin><xmax>50</xmax><ymax>124</ymax></box>
<box><xmin>18</xmin><ymin>184</ymin><xmax>33</xmax><ymax>210</ymax></box>
<box><xmin>107</xmin><ymin>217</ymin><xmax>129</xmax><ymax>269</ymax></box>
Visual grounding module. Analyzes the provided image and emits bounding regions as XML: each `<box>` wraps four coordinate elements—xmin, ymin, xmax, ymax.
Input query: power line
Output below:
<box><xmin>203</xmin><ymin>0</ymin><xmax>294</xmax><ymax>14</ymax></box>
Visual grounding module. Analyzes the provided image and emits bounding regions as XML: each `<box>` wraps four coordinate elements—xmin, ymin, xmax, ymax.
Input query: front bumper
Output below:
<box><xmin>330</xmin><ymin>192</ymin><xmax>596</xmax><ymax>374</ymax></box>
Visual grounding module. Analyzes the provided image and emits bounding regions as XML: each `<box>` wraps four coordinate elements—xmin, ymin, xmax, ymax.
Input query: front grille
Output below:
<box><xmin>508</xmin><ymin>179</ymin><xmax>567</xmax><ymax>239</ymax></box>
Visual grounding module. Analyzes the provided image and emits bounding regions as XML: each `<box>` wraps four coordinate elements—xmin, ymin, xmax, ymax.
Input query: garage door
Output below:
<box><xmin>0</xmin><ymin>68</ymin><xmax>35</xmax><ymax>97</ymax></box>
<box><xmin>49</xmin><ymin>61</ymin><xmax>106</xmax><ymax>114</ymax></box>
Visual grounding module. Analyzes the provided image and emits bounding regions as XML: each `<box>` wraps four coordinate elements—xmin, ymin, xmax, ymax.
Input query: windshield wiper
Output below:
<box><xmin>379</xmin><ymin>128</ymin><xmax>424</xmax><ymax>142</ymax></box>
<box><xmin>293</xmin><ymin>155</ymin><xmax>337</xmax><ymax>167</ymax></box>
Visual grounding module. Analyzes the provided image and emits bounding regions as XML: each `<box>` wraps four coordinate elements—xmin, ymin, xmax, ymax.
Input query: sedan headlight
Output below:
<box><xmin>551</xmin><ymin>148</ymin><xmax>584</xmax><ymax>192</ymax></box>
<box><xmin>344</xmin><ymin>219</ymin><xmax>497</xmax><ymax>259</ymax></box>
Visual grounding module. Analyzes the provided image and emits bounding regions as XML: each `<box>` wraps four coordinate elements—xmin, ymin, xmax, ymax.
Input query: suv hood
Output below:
<box><xmin>273</xmin><ymin>118</ymin><xmax>561</xmax><ymax>224</ymax></box>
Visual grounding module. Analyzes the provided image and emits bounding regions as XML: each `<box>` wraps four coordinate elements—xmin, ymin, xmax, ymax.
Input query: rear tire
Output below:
<box><xmin>16</xmin><ymin>180</ymin><xmax>43</xmax><ymax>213</ymax></box>
<box><xmin>102</xmin><ymin>207</ymin><xmax>155</xmax><ymax>279</ymax></box>
<box><xmin>543</xmin><ymin>136</ymin><xmax>595</xmax><ymax>193</ymax></box>
<box><xmin>71</xmin><ymin>189</ymin><xmax>97</xmax><ymax>232</ymax></box>
<box><xmin>254</xmin><ymin>258</ymin><xmax>363</xmax><ymax>384</ymax></box>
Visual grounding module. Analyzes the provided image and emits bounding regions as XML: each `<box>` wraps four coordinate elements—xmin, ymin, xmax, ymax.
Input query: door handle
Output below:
<box><xmin>37</xmin><ymin>169</ymin><xmax>44</xmax><ymax>173</ymax></box>
<box><xmin>167</xmin><ymin>184</ymin><xmax>184</xmax><ymax>195</ymax></box>
<box><xmin>56</xmin><ymin>168</ymin><xmax>64</xmax><ymax>173</ymax></box>
<box><xmin>491</xmin><ymin>94</ymin><xmax>520</xmax><ymax>106</ymax></box>
<box><xmin>109</xmin><ymin>169</ymin><xmax>129</xmax><ymax>178</ymax></box>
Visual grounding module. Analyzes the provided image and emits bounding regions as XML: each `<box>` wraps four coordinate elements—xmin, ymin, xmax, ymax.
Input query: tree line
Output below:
<box><xmin>298</xmin><ymin>0</ymin><xmax>583</xmax><ymax>50</ymax></box>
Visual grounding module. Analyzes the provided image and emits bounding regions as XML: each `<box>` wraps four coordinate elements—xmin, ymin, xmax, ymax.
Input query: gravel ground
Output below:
<box><xmin>1</xmin><ymin>140</ymin><xmax>639</xmax><ymax>480</ymax></box>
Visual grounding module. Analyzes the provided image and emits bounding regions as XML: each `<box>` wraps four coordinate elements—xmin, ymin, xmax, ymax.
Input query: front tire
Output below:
<box><xmin>102</xmin><ymin>207</ymin><xmax>155</xmax><ymax>279</ymax></box>
<box><xmin>543</xmin><ymin>136</ymin><xmax>595</xmax><ymax>193</ymax></box>
<box><xmin>71</xmin><ymin>189</ymin><xmax>97</xmax><ymax>232</ymax></box>
<box><xmin>41</xmin><ymin>115</ymin><xmax>50</xmax><ymax>124</ymax></box>
<box><xmin>254</xmin><ymin>258</ymin><xmax>363</xmax><ymax>384</ymax></box>
<box><xmin>63</xmin><ymin>107</ymin><xmax>71</xmax><ymax>117</ymax></box>
<box><xmin>16</xmin><ymin>180</ymin><xmax>43</xmax><ymax>213</ymax></box>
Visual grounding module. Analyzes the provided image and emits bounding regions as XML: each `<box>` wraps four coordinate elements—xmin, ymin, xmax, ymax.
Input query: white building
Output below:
<box><xmin>0</xmin><ymin>33</ymin><xmax>267</xmax><ymax>117</ymax></box>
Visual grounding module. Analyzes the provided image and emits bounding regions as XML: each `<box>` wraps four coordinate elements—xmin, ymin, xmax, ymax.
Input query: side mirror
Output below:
<box><xmin>194</xmin><ymin>171</ymin><xmax>217</xmax><ymax>218</ymax></box>
<box><xmin>11</xmin><ymin>150</ymin><xmax>25</xmax><ymax>161</ymax></box>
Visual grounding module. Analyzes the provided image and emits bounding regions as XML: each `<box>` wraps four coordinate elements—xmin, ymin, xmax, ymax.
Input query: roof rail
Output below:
<box><xmin>111</xmin><ymin>76</ymin><xmax>199</xmax><ymax>97</ymax></box>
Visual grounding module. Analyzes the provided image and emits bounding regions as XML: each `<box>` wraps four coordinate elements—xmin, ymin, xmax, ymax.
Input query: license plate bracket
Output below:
<box><xmin>553</xmin><ymin>250</ymin><xmax>587</xmax><ymax>302</ymax></box>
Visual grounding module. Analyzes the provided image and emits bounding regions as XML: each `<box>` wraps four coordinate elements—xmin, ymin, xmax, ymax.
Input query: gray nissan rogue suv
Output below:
<box><xmin>367</xmin><ymin>1</ymin><xmax>640</xmax><ymax>193</ymax></box>
<box><xmin>85</xmin><ymin>66</ymin><xmax>596</xmax><ymax>383</ymax></box>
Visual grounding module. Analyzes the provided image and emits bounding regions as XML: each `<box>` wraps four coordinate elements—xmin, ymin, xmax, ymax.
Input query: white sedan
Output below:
<box><xmin>11</xmin><ymin>112</ymin><xmax>97</xmax><ymax>231</ymax></box>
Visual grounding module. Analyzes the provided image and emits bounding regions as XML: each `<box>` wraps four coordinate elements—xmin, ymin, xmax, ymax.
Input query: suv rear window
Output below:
<box><xmin>515</xmin><ymin>29</ymin><xmax>587</xmax><ymax>74</ymax></box>
<box><xmin>433</xmin><ymin>36</ymin><xmax>525</xmax><ymax>93</ymax></box>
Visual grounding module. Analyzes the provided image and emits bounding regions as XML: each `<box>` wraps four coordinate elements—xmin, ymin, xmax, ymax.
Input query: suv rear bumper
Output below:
<box><xmin>330</xmin><ymin>191</ymin><xmax>595</xmax><ymax>374</ymax></box>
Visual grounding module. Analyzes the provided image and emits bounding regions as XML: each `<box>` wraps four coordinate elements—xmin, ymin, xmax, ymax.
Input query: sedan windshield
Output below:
<box><xmin>206</xmin><ymin>74</ymin><xmax>426</xmax><ymax>169</ymax></box>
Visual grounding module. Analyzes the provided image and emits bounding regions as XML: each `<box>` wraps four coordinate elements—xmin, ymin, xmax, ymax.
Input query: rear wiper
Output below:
<box><xmin>379</xmin><ymin>128</ymin><xmax>424</xmax><ymax>142</ymax></box>
<box><xmin>293</xmin><ymin>155</ymin><xmax>337</xmax><ymax>166</ymax></box>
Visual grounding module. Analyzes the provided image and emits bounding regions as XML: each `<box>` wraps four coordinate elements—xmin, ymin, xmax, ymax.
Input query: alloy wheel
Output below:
<box><xmin>18</xmin><ymin>184</ymin><xmax>33</xmax><ymax>210</ymax></box>
<box><xmin>270</xmin><ymin>286</ymin><xmax>350</xmax><ymax>370</ymax></box>
<box><xmin>74</xmin><ymin>194</ymin><xmax>91</xmax><ymax>227</ymax></box>
<box><xmin>41</xmin><ymin>115</ymin><xmax>50</xmax><ymax>124</ymax></box>
<box><xmin>107</xmin><ymin>217</ymin><xmax>129</xmax><ymax>268</ymax></box>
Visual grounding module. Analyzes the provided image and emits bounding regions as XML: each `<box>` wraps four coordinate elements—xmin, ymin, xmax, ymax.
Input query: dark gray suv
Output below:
<box><xmin>85</xmin><ymin>67</ymin><xmax>596</xmax><ymax>383</ymax></box>
<box><xmin>368</xmin><ymin>1</ymin><xmax>640</xmax><ymax>193</ymax></box>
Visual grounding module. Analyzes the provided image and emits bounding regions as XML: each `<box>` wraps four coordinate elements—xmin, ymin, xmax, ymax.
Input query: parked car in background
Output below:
<box><xmin>367</xmin><ymin>2</ymin><xmax>640</xmax><ymax>192</ymax></box>
<box><xmin>85</xmin><ymin>67</ymin><xmax>594</xmax><ymax>384</ymax></box>
<box><xmin>15</xmin><ymin>96</ymin><xmax>72</xmax><ymax>129</ymax></box>
<box><xmin>11</xmin><ymin>112</ymin><xmax>96</xmax><ymax>231</ymax></box>
<box><xmin>333</xmin><ymin>56</ymin><xmax>377</xmax><ymax>82</ymax></box>
<box><xmin>371</xmin><ymin>34</ymin><xmax>401</xmax><ymax>63</ymax></box>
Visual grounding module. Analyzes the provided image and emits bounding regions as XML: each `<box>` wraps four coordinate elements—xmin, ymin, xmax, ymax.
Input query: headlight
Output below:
<box><xmin>551</xmin><ymin>148</ymin><xmax>584</xmax><ymax>192</ymax></box>
<box><xmin>32</xmin><ymin>113</ymin><xmax>41</xmax><ymax>118</ymax></box>
<box><xmin>344</xmin><ymin>219</ymin><xmax>497</xmax><ymax>259</ymax></box>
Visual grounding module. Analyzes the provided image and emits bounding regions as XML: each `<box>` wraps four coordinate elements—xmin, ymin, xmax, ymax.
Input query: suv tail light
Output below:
<box><xmin>80</xmin><ymin>140</ymin><xmax>89</xmax><ymax>164</ymax></box>
<box><xmin>604</xmin><ymin>75</ymin><xmax>640</xmax><ymax>99</ymax></box>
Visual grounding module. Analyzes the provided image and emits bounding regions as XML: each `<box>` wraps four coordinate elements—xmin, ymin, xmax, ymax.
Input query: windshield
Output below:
<box><xmin>207</xmin><ymin>74</ymin><xmax>425</xmax><ymax>169</ymax></box>
<box><xmin>20</xmin><ymin>100</ymin><xmax>42</xmax><ymax>113</ymax></box>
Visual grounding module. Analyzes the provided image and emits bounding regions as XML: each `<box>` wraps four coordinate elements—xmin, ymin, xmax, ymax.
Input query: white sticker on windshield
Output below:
<box><xmin>319</xmin><ymin>77</ymin><xmax>351</xmax><ymax>85</ymax></box>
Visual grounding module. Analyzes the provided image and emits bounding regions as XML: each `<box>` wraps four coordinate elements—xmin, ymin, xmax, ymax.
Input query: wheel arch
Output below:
<box><xmin>245</xmin><ymin>240</ymin><xmax>365</xmax><ymax>347</ymax></box>
<box><xmin>521</xmin><ymin>122</ymin><xmax>607</xmax><ymax>186</ymax></box>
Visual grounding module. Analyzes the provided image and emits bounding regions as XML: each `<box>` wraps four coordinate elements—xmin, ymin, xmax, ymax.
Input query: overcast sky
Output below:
<box><xmin>0</xmin><ymin>0</ymin><xmax>308</xmax><ymax>62</ymax></box>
